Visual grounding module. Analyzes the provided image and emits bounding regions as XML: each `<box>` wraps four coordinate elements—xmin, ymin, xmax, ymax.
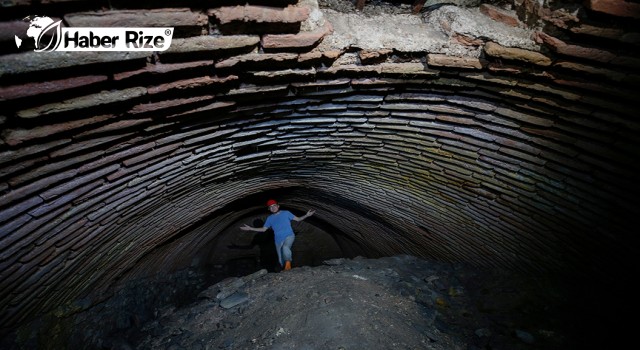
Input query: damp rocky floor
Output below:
<box><xmin>123</xmin><ymin>255</ymin><xmax>592</xmax><ymax>350</ymax></box>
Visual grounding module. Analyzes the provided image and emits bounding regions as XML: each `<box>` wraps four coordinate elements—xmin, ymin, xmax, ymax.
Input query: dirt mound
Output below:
<box><xmin>133</xmin><ymin>255</ymin><xmax>579</xmax><ymax>349</ymax></box>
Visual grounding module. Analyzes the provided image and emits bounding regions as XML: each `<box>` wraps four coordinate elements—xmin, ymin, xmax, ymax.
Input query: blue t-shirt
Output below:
<box><xmin>264</xmin><ymin>210</ymin><xmax>295</xmax><ymax>244</ymax></box>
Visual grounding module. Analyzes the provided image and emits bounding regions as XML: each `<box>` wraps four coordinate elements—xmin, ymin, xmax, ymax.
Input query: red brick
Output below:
<box><xmin>50</xmin><ymin>133</ymin><xmax>136</xmax><ymax>159</ymax></box>
<box><xmin>0</xmin><ymin>51</ymin><xmax>149</xmax><ymax>77</ymax></box>
<box><xmin>536</xmin><ymin>32</ymin><xmax>616</xmax><ymax>64</ymax></box>
<box><xmin>122</xmin><ymin>143</ymin><xmax>181</xmax><ymax>167</ymax></box>
<box><xmin>166</xmin><ymin>101</ymin><xmax>236</xmax><ymax>119</ymax></box>
<box><xmin>209</xmin><ymin>5</ymin><xmax>310</xmax><ymax>34</ymax></box>
<box><xmin>452</xmin><ymin>33</ymin><xmax>484</xmax><ymax>46</ymax></box>
<box><xmin>570</xmin><ymin>24</ymin><xmax>623</xmax><ymax>40</ymax></box>
<box><xmin>0</xmin><ymin>196</ymin><xmax>43</xmax><ymax>225</ymax></box>
<box><xmin>0</xmin><ymin>205</ymin><xmax>69</xmax><ymax>264</ymax></box>
<box><xmin>261</xmin><ymin>21</ymin><xmax>333</xmax><ymax>51</ymax></box>
<box><xmin>1</xmin><ymin>114</ymin><xmax>114</xmax><ymax>146</ymax></box>
<box><xmin>65</xmin><ymin>8</ymin><xmax>207</xmax><ymax>27</ymax></box>
<box><xmin>105</xmin><ymin>160</ymin><xmax>147</xmax><ymax>182</ymax></box>
<box><xmin>586</xmin><ymin>0</ymin><xmax>640</xmax><ymax>18</ymax></box>
<box><xmin>2</xmin><ymin>168</ymin><xmax>77</xmax><ymax>206</ymax></box>
<box><xmin>29</xmin><ymin>185</ymin><xmax>91</xmax><ymax>218</ymax></box>
<box><xmin>76</xmin><ymin>119</ymin><xmax>153</xmax><ymax>138</ymax></box>
<box><xmin>484</xmin><ymin>41</ymin><xmax>552</xmax><ymax>66</ymax></box>
<box><xmin>17</xmin><ymin>87</ymin><xmax>147</xmax><ymax>118</ymax></box>
<box><xmin>0</xmin><ymin>155</ymin><xmax>48</xmax><ymax>181</ymax></box>
<box><xmin>217</xmin><ymin>53</ymin><xmax>298</xmax><ymax>69</ymax></box>
<box><xmin>77</xmin><ymin>142</ymin><xmax>154</xmax><ymax>174</ymax></box>
<box><xmin>0</xmin><ymin>75</ymin><xmax>108</xmax><ymax>101</ymax></box>
<box><xmin>164</xmin><ymin>35</ymin><xmax>260</xmax><ymax>54</ymax></box>
<box><xmin>147</xmin><ymin>76</ymin><xmax>238</xmax><ymax>95</ymax></box>
<box><xmin>114</xmin><ymin>61</ymin><xmax>211</xmax><ymax>81</ymax></box>
<box><xmin>427</xmin><ymin>54</ymin><xmax>485</xmax><ymax>69</ymax></box>
<box><xmin>541</xmin><ymin>8</ymin><xmax>579</xmax><ymax>29</ymax></box>
<box><xmin>41</xmin><ymin>164</ymin><xmax>119</xmax><ymax>201</ymax></box>
<box><xmin>358</xmin><ymin>49</ymin><xmax>393</xmax><ymax>65</ymax></box>
<box><xmin>0</xmin><ymin>214</ymin><xmax>30</xmax><ymax>241</ymax></box>
<box><xmin>129</xmin><ymin>95</ymin><xmax>214</xmax><ymax>114</ymax></box>
<box><xmin>298</xmin><ymin>50</ymin><xmax>342</xmax><ymax>65</ymax></box>
<box><xmin>479</xmin><ymin>4</ymin><xmax>521</xmax><ymax>27</ymax></box>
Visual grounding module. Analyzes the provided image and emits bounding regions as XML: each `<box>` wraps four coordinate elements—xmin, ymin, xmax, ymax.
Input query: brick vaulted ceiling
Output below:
<box><xmin>0</xmin><ymin>0</ymin><xmax>639</xmax><ymax>334</ymax></box>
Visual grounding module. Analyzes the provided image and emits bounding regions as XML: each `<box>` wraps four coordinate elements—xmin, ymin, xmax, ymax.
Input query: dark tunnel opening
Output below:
<box><xmin>179</xmin><ymin>187</ymin><xmax>381</xmax><ymax>275</ymax></box>
<box><xmin>196</xmin><ymin>187</ymin><xmax>357</xmax><ymax>278</ymax></box>
<box><xmin>103</xmin><ymin>187</ymin><xmax>371</xmax><ymax>309</ymax></box>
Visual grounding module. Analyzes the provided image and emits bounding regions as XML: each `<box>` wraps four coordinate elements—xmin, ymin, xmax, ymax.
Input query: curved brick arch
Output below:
<box><xmin>0</xmin><ymin>0</ymin><xmax>638</xmax><ymax>337</ymax></box>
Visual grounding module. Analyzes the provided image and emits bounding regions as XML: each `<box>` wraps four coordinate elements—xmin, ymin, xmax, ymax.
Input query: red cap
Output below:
<box><xmin>266</xmin><ymin>199</ymin><xmax>278</xmax><ymax>207</ymax></box>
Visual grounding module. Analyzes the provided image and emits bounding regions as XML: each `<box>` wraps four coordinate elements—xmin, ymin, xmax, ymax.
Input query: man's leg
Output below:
<box><xmin>275</xmin><ymin>240</ymin><xmax>284</xmax><ymax>268</ymax></box>
<box><xmin>282</xmin><ymin>235</ymin><xmax>295</xmax><ymax>270</ymax></box>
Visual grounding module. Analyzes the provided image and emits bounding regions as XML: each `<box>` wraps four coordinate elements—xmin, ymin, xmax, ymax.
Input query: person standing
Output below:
<box><xmin>240</xmin><ymin>199</ymin><xmax>315</xmax><ymax>271</ymax></box>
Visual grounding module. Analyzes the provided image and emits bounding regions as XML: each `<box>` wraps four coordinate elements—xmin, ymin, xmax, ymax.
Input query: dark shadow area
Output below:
<box><xmin>226</xmin><ymin>218</ymin><xmax>279</xmax><ymax>273</ymax></box>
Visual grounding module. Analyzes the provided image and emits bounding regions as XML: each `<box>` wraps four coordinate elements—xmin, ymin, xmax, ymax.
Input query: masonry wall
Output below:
<box><xmin>1</xmin><ymin>0</ymin><xmax>639</xmax><ymax>339</ymax></box>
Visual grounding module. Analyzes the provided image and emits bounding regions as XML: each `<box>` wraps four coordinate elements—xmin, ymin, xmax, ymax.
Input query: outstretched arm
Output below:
<box><xmin>240</xmin><ymin>224</ymin><xmax>268</xmax><ymax>232</ymax></box>
<box><xmin>293</xmin><ymin>209</ymin><xmax>315</xmax><ymax>222</ymax></box>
